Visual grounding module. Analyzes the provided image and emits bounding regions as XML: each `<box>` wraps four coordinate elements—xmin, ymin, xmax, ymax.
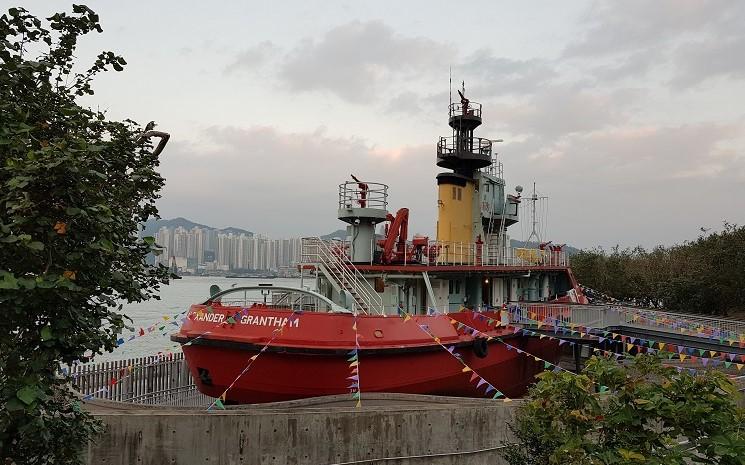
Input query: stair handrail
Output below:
<box><xmin>306</xmin><ymin>237</ymin><xmax>382</xmax><ymax>315</ymax></box>
<box><xmin>302</xmin><ymin>237</ymin><xmax>384</xmax><ymax>315</ymax></box>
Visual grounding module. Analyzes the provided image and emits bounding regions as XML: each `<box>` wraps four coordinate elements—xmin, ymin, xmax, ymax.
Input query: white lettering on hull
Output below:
<box><xmin>191</xmin><ymin>312</ymin><xmax>300</xmax><ymax>328</ymax></box>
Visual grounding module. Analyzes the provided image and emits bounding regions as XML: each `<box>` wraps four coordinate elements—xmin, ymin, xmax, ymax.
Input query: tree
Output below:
<box><xmin>503</xmin><ymin>355</ymin><xmax>745</xmax><ymax>464</ymax></box>
<box><xmin>0</xmin><ymin>5</ymin><xmax>170</xmax><ymax>463</ymax></box>
<box><xmin>571</xmin><ymin>224</ymin><xmax>745</xmax><ymax>315</ymax></box>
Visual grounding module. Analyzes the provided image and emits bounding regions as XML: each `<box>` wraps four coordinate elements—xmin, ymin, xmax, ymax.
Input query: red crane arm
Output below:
<box><xmin>380</xmin><ymin>208</ymin><xmax>409</xmax><ymax>264</ymax></box>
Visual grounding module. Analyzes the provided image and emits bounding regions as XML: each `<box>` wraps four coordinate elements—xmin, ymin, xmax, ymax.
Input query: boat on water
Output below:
<box><xmin>172</xmin><ymin>88</ymin><xmax>587</xmax><ymax>403</ymax></box>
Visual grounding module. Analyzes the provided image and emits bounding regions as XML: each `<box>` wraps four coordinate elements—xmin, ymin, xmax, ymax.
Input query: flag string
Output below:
<box><xmin>348</xmin><ymin>313</ymin><xmax>362</xmax><ymax>408</ymax></box>
<box><xmin>507</xmin><ymin>308</ymin><xmax>744</xmax><ymax>372</ymax></box>
<box><xmin>437</xmin><ymin>310</ymin><xmax>615</xmax><ymax>392</ymax></box>
<box><xmin>608</xmin><ymin>306</ymin><xmax>745</xmax><ymax>342</ymax></box>
<box><xmin>400</xmin><ymin>310</ymin><xmax>513</xmax><ymax>402</ymax></box>
<box><xmin>207</xmin><ymin>309</ymin><xmax>302</xmax><ymax>411</ymax></box>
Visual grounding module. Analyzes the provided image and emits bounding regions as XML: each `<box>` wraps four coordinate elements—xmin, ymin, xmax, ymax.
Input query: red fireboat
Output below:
<box><xmin>172</xmin><ymin>87</ymin><xmax>584</xmax><ymax>403</ymax></box>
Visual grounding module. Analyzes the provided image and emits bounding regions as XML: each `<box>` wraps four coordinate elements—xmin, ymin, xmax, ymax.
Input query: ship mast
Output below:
<box><xmin>525</xmin><ymin>182</ymin><xmax>548</xmax><ymax>244</ymax></box>
<box><xmin>435</xmin><ymin>83</ymin><xmax>521</xmax><ymax>264</ymax></box>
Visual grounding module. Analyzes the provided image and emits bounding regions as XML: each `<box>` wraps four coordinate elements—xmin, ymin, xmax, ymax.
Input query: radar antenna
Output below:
<box><xmin>525</xmin><ymin>182</ymin><xmax>548</xmax><ymax>244</ymax></box>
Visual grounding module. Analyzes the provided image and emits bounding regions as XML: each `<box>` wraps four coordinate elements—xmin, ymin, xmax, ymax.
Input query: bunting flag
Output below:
<box><xmin>504</xmin><ymin>307</ymin><xmax>743</xmax><ymax>373</ymax></box>
<box><xmin>349</xmin><ymin>312</ymin><xmax>362</xmax><ymax>408</ymax></box>
<box><xmin>402</xmin><ymin>309</ymin><xmax>513</xmax><ymax>403</ymax></box>
<box><xmin>112</xmin><ymin>315</ymin><xmax>189</xmax><ymax>350</ymax></box>
<box><xmin>605</xmin><ymin>306</ymin><xmax>745</xmax><ymax>342</ymax></box>
<box><xmin>508</xmin><ymin>303</ymin><xmax>745</xmax><ymax>347</ymax></box>
<box><xmin>450</xmin><ymin>311</ymin><xmax>709</xmax><ymax>393</ymax></box>
<box><xmin>206</xmin><ymin>309</ymin><xmax>303</xmax><ymax>411</ymax></box>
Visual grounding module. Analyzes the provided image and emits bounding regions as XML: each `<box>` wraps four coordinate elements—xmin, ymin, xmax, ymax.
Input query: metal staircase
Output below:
<box><xmin>301</xmin><ymin>237</ymin><xmax>384</xmax><ymax>315</ymax></box>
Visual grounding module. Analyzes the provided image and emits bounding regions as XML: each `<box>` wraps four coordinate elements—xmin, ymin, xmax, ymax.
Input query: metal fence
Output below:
<box><xmin>71</xmin><ymin>352</ymin><xmax>213</xmax><ymax>407</ymax></box>
<box><xmin>510</xmin><ymin>302</ymin><xmax>745</xmax><ymax>342</ymax></box>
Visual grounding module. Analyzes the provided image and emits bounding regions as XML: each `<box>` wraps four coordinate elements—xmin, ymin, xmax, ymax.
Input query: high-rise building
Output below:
<box><xmin>153</xmin><ymin>224</ymin><xmax>304</xmax><ymax>271</ymax></box>
<box><xmin>191</xmin><ymin>227</ymin><xmax>206</xmax><ymax>265</ymax></box>
<box><xmin>155</xmin><ymin>227</ymin><xmax>173</xmax><ymax>266</ymax></box>
<box><xmin>173</xmin><ymin>227</ymin><xmax>189</xmax><ymax>259</ymax></box>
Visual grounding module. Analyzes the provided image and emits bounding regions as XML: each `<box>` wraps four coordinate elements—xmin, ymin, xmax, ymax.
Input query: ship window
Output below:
<box><xmin>452</xmin><ymin>186</ymin><xmax>456</xmax><ymax>200</ymax></box>
<box><xmin>455</xmin><ymin>280</ymin><xmax>461</xmax><ymax>294</ymax></box>
<box><xmin>448</xmin><ymin>280</ymin><xmax>453</xmax><ymax>294</ymax></box>
<box><xmin>457</xmin><ymin>188</ymin><xmax>462</xmax><ymax>201</ymax></box>
<box><xmin>485</xmin><ymin>184</ymin><xmax>490</xmax><ymax>192</ymax></box>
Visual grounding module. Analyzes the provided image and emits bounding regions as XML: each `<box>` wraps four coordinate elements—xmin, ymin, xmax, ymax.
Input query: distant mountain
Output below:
<box><xmin>320</xmin><ymin>229</ymin><xmax>347</xmax><ymax>240</ymax></box>
<box><xmin>140</xmin><ymin>217</ymin><xmax>253</xmax><ymax>238</ymax></box>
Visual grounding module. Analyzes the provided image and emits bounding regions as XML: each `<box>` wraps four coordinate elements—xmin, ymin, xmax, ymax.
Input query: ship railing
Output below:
<box><xmin>316</xmin><ymin>239</ymin><xmax>568</xmax><ymax>268</ymax></box>
<box><xmin>437</xmin><ymin>136</ymin><xmax>492</xmax><ymax>158</ymax></box>
<box><xmin>338</xmin><ymin>181</ymin><xmax>388</xmax><ymax>210</ymax></box>
<box><xmin>211</xmin><ymin>286</ymin><xmax>335</xmax><ymax>313</ymax></box>
<box><xmin>424</xmin><ymin>241</ymin><xmax>568</xmax><ymax>268</ymax></box>
<box><xmin>449</xmin><ymin>101</ymin><xmax>482</xmax><ymax>119</ymax></box>
<box><xmin>217</xmin><ymin>297</ymin><xmax>328</xmax><ymax>313</ymax></box>
<box><xmin>484</xmin><ymin>157</ymin><xmax>504</xmax><ymax>179</ymax></box>
<box><xmin>301</xmin><ymin>237</ymin><xmax>384</xmax><ymax>315</ymax></box>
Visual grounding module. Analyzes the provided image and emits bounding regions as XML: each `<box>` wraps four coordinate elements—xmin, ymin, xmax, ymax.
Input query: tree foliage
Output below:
<box><xmin>0</xmin><ymin>5</ymin><xmax>169</xmax><ymax>463</ymax></box>
<box><xmin>571</xmin><ymin>224</ymin><xmax>745</xmax><ymax>315</ymax></box>
<box><xmin>504</xmin><ymin>355</ymin><xmax>745</xmax><ymax>465</ymax></box>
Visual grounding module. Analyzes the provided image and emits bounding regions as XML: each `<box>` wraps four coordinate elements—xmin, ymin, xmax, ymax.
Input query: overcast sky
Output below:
<box><xmin>12</xmin><ymin>1</ymin><xmax>745</xmax><ymax>249</ymax></box>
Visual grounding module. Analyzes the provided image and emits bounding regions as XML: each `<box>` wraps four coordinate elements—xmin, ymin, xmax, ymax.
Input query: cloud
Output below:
<box><xmin>564</xmin><ymin>1</ymin><xmax>745</xmax><ymax>86</ymax></box>
<box><xmin>565</xmin><ymin>0</ymin><xmax>726</xmax><ymax>58</ymax></box>
<box><xmin>455</xmin><ymin>50</ymin><xmax>558</xmax><ymax>97</ymax></box>
<box><xmin>534</xmin><ymin>123</ymin><xmax>744</xmax><ymax>181</ymax></box>
<box><xmin>224</xmin><ymin>41</ymin><xmax>279</xmax><ymax>74</ymax></box>
<box><xmin>385</xmin><ymin>91</ymin><xmax>424</xmax><ymax>115</ymax></box>
<box><xmin>183</xmin><ymin>12</ymin><xmax>745</xmax><ymax>248</ymax></box>
<box><xmin>499</xmin><ymin>121</ymin><xmax>745</xmax><ymax>248</ymax></box>
<box><xmin>157</xmin><ymin>126</ymin><xmax>439</xmax><ymax>236</ymax></box>
<box><xmin>671</xmin><ymin>34</ymin><xmax>745</xmax><ymax>88</ymax></box>
<box><xmin>484</xmin><ymin>85</ymin><xmax>643</xmax><ymax>140</ymax></box>
<box><xmin>277</xmin><ymin>20</ymin><xmax>455</xmax><ymax>103</ymax></box>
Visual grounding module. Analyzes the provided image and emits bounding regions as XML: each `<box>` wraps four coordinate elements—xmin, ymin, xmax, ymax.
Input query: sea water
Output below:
<box><xmin>95</xmin><ymin>276</ymin><xmax>305</xmax><ymax>362</ymax></box>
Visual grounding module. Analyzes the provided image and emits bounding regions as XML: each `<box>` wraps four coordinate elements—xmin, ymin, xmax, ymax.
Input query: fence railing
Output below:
<box><xmin>613</xmin><ymin>306</ymin><xmax>745</xmax><ymax>341</ymax></box>
<box><xmin>509</xmin><ymin>303</ymin><xmax>745</xmax><ymax>342</ymax></box>
<box><xmin>70</xmin><ymin>352</ymin><xmax>213</xmax><ymax>407</ymax></box>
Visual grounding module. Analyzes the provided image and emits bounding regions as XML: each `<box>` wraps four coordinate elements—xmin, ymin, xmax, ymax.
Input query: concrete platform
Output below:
<box><xmin>85</xmin><ymin>393</ymin><xmax>520</xmax><ymax>465</ymax></box>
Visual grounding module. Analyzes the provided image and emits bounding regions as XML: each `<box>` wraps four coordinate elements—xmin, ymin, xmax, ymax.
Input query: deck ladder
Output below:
<box><xmin>302</xmin><ymin>237</ymin><xmax>384</xmax><ymax>315</ymax></box>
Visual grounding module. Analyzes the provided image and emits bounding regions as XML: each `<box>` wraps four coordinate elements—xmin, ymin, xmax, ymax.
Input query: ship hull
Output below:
<box><xmin>181</xmin><ymin>337</ymin><xmax>557</xmax><ymax>403</ymax></box>
<box><xmin>173</xmin><ymin>304</ymin><xmax>559</xmax><ymax>404</ymax></box>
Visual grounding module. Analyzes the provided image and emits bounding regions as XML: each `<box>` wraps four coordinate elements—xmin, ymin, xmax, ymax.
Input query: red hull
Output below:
<box><xmin>173</xmin><ymin>304</ymin><xmax>560</xmax><ymax>403</ymax></box>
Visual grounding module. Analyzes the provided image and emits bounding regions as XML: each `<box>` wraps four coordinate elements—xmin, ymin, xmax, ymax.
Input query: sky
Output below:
<box><xmin>10</xmin><ymin>1</ymin><xmax>745</xmax><ymax>249</ymax></box>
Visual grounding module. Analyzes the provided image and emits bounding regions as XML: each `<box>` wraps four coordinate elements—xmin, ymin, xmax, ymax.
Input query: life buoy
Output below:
<box><xmin>473</xmin><ymin>338</ymin><xmax>489</xmax><ymax>358</ymax></box>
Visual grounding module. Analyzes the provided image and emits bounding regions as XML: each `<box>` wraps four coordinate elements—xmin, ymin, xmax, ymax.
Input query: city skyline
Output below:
<box><xmin>154</xmin><ymin>225</ymin><xmax>304</xmax><ymax>273</ymax></box>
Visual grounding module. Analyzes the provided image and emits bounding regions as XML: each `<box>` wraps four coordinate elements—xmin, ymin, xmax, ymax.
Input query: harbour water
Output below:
<box><xmin>96</xmin><ymin>276</ymin><xmax>305</xmax><ymax>362</ymax></box>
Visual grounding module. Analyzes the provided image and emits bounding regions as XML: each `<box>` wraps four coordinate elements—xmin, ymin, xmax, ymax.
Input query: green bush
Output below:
<box><xmin>504</xmin><ymin>355</ymin><xmax>745</xmax><ymax>464</ymax></box>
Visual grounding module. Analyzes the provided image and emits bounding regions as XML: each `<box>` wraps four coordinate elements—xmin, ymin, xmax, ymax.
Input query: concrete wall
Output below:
<box><xmin>86</xmin><ymin>394</ymin><xmax>519</xmax><ymax>465</ymax></box>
